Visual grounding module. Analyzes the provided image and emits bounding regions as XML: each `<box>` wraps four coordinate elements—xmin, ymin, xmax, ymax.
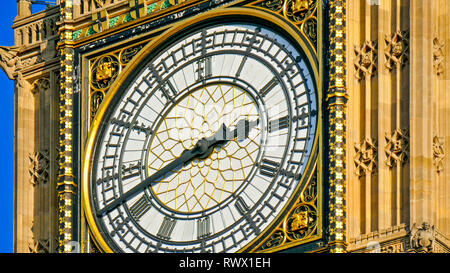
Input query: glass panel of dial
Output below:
<box><xmin>92</xmin><ymin>23</ymin><xmax>317</xmax><ymax>253</ymax></box>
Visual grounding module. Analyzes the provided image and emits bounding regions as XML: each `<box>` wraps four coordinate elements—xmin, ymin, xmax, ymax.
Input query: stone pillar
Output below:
<box><xmin>16</xmin><ymin>0</ymin><xmax>32</xmax><ymax>20</ymax></box>
<box><xmin>14</xmin><ymin>75</ymin><xmax>35</xmax><ymax>252</ymax></box>
<box><xmin>409</xmin><ymin>0</ymin><xmax>434</xmax><ymax>231</ymax></box>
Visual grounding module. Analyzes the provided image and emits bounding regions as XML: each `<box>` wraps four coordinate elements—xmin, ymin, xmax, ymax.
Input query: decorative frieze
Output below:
<box><xmin>385</xmin><ymin>128</ymin><xmax>409</xmax><ymax>168</ymax></box>
<box><xmin>354</xmin><ymin>138</ymin><xmax>377</xmax><ymax>178</ymax></box>
<box><xmin>354</xmin><ymin>40</ymin><xmax>377</xmax><ymax>80</ymax></box>
<box><xmin>385</xmin><ymin>30</ymin><xmax>409</xmax><ymax>71</ymax></box>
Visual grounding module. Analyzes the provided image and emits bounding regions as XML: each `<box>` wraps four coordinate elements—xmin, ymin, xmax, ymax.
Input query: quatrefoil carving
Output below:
<box><xmin>354</xmin><ymin>138</ymin><xmax>377</xmax><ymax>178</ymax></box>
<box><xmin>385</xmin><ymin>129</ymin><xmax>409</xmax><ymax>168</ymax></box>
<box><xmin>385</xmin><ymin>30</ymin><xmax>409</xmax><ymax>71</ymax></box>
<box><xmin>354</xmin><ymin>40</ymin><xmax>378</xmax><ymax>80</ymax></box>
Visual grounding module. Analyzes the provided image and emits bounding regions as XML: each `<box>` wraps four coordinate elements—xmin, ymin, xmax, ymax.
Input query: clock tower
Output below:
<box><xmin>2</xmin><ymin>0</ymin><xmax>449</xmax><ymax>253</ymax></box>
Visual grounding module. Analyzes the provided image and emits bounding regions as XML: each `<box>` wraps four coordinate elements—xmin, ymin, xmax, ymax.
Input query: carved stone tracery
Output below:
<box><xmin>28</xmin><ymin>150</ymin><xmax>50</xmax><ymax>186</ymax></box>
<box><xmin>354</xmin><ymin>40</ymin><xmax>377</xmax><ymax>80</ymax></box>
<box><xmin>0</xmin><ymin>46</ymin><xmax>22</xmax><ymax>80</ymax></box>
<box><xmin>354</xmin><ymin>138</ymin><xmax>377</xmax><ymax>177</ymax></box>
<box><xmin>385</xmin><ymin>128</ymin><xmax>409</xmax><ymax>168</ymax></box>
<box><xmin>385</xmin><ymin>30</ymin><xmax>409</xmax><ymax>71</ymax></box>
<box><xmin>31</xmin><ymin>77</ymin><xmax>50</xmax><ymax>94</ymax></box>
<box><xmin>28</xmin><ymin>238</ymin><xmax>50</xmax><ymax>253</ymax></box>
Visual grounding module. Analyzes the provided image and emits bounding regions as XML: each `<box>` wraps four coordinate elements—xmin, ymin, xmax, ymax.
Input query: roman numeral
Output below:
<box><xmin>110</xmin><ymin>118</ymin><xmax>153</xmax><ymax>136</ymax></box>
<box><xmin>129</xmin><ymin>195</ymin><xmax>151</xmax><ymax>220</ymax></box>
<box><xmin>269</xmin><ymin>116</ymin><xmax>289</xmax><ymax>132</ymax></box>
<box><xmin>121</xmin><ymin>161</ymin><xmax>142</xmax><ymax>181</ymax></box>
<box><xmin>235</xmin><ymin>56</ymin><xmax>247</xmax><ymax>77</ymax></box>
<box><xmin>197</xmin><ymin>217</ymin><xmax>211</xmax><ymax>239</ymax></box>
<box><xmin>195</xmin><ymin>56</ymin><xmax>212</xmax><ymax>81</ymax></box>
<box><xmin>157</xmin><ymin>217</ymin><xmax>176</xmax><ymax>240</ymax></box>
<box><xmin>234</xmin><ymin>196</ymin><xmax>250</xmax><ymax>216</ymax></box>
<box><xmin>259</xmin><ymin>158</ymin><xmax>281</xmax><ymax>177</ymax></box>
<box><xmin>259</xmin><ymin>77</ymin><xmax>278</xmax><ymax>97</ymax></box>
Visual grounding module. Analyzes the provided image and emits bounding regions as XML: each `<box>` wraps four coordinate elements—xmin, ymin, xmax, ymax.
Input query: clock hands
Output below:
<box><xmin>97</xmin><ymin>118</ymin><xmax>259</xmax><ymax>217</ymax></box>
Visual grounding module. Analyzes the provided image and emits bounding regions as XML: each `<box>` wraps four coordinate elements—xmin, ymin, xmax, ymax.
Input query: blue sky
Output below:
<box><xmin>0</xmin><ymin>2</ymin><xmax>49</xmax><ymax>254</ymax></box>
<box><xmin>0</xmin><ymin>1</ymin><xmax>17</xmax><ymax>253</ymax></box>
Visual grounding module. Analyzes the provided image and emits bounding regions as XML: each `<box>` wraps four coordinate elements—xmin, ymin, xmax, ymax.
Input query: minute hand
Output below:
<box><xmin>97</xmin><ymin>145</ymin><xmax>203</xmax><ymax>217</ymax></box>
<box><xmin>97</xmin><ymin>118</ymin><xmax>259</xmax><ymax>217</ymax></box>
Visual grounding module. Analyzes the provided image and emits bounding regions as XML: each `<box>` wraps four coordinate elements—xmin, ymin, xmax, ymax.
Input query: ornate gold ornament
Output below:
<box><xmin>385</xmin><ymin>128</ymin><xmax>409</xmax><ymax>168</ymax></box>
<box><xmin>256</xmin><ymin>170</ymin><xmax>318</xmax><ymax>252</ymax></box>
<box><xmin>89</xmin><ymin>43</ymin><xmax>146</xmax><ymax>122</ymax></box>
<box><xmin>291</xmin><ymin>0</ymin><xmax>312</xmax><ymax>13</ymax></box>
<box><xmin>91</xmin><ymin>55</ymin><xmax>120</xmax><ymax>90</ymax></box>
<box><xmin>253</xmin><ymin>0</ymin><xmax>318</xmax><ymax>49</ymax></box>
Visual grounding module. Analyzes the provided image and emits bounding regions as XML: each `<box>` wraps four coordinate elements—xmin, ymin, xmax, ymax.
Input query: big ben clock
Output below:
<box><xmin>83</xmin><ymin>13</ymin><xmax>319</xmax><ymax>253</ymax></box>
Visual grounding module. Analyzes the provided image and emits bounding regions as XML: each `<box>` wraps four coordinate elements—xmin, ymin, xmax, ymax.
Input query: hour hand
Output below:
<box><xmin>205</xmin><ymin>118</ymin><xmax>259</xmax><ymax>146</ymax></box>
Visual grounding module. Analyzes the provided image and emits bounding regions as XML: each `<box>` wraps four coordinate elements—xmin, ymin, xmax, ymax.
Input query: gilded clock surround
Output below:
<box><xmin>81</xmin><ymin>6</ymin><xmax>322</xmax><ymax>253</ymax></box>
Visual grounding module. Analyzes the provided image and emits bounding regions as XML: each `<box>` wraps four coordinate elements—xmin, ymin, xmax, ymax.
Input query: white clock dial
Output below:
<box><xmin>89</xmin><ymin>21</ymin><xmax>317</xmax><ymax>253</ymax></box>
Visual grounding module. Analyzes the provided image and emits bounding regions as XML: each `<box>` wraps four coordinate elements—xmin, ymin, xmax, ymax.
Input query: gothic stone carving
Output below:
<box><xmin>31</xmin><ymin>78</ymin><xmax>50</xmax><ymax>94</ymax></box>
<box><xmin>432</xmin><ymin>135</ymin><xmax>445</xmax><ymax>174</ymax></box>
<box><xmin>354</xmin><ymin>40</ymin><xmax>377</xmax><ymax>80</ymax></box>
<box><xmin>385</xmin><ymin>128</ymin><xmax>409</xmax><ymax>168</ymax></box>
<box><xmin>385</xmin><ymin>30</ymin><xmax>409</xmax><ymax>71</ymax></box>
<box><xmin>0</xmin><ymin>46</ymin><xmax>21</xmax><ymax>80</ymax></box>
<box><xmin>28</xmin><ymin>150</ymin><xmax>50</xmax><ymax>186</ymax></box>
<box><xmin>433</xmin><ymin>37</ymin><xmax>445</xmax><ymax>76</ymax></box>
<box><xmin>410</xmin><ymin>222</ymin><xmax>436</xmax><ymax>253</ymax></box>
<box><xmin>28</xmin><ymin>238</ymin><xmax>50</xmax><ymax>253</ymax></box>
<box><xmin>354</xmin><ymin>138</ymin><xmax>377</xmax><ymax>177</ymax></box>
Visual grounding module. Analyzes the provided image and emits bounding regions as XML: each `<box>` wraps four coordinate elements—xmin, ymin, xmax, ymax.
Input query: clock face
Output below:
<box><xmin>88</xmin><ymin>22</ymin><xmax>318</xmax><ymax>253</ymax></box>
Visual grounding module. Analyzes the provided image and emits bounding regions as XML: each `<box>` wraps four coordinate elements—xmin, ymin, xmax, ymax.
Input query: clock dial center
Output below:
<box><xmin>147</xmin><ymin>83</ymin><xmax>262</xmax><ymax>213</ymax></box>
